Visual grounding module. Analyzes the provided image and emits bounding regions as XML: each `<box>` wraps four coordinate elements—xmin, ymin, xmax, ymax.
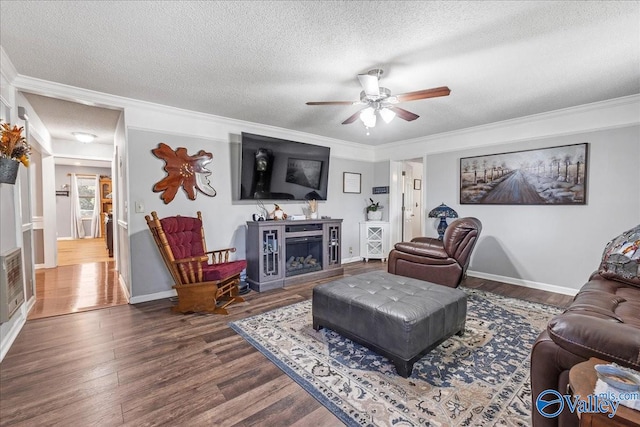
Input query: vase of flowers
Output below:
<box><xmin>307</xmin><ymin>199</ymin><xmax>318</xmax><ymax>219</ymax></box>
<box><xmin>366</xmin><ymin>198</ymin><xmax>383</xmax><ymax>221</ymax></box>
<box><xmin>0</xmin><ymin>123</ymin><xmax>30</xmax><ymax>184</ymax></box>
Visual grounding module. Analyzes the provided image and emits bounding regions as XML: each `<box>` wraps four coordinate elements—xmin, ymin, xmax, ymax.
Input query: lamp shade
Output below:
<box><xmin>428</xmin><ymin>203</ymin><xmax>458</xmax><ymax>218</ymax></box>
<box><xmin>379</xmin><ymin>107</ymin><xmax>396</xmax><ymax>123</ymax></box>
<box><xmin>360</xmin><ymin>107</ymin><xmax>376</xmax><ymax>128</ymax></box>
<box><xmin>428</xmin><ymin>203</ymin><xmax>458</xmax><ymax>241</ymax></box>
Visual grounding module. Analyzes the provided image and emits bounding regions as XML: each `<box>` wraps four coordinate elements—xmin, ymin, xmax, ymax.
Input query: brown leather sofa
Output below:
<box><xmin>388</xmin><ymin>217</ymin><xmax>482</xmax><ymax>287</ymax></box>
<box><xmin>531</xmin><ymin>226</ymin><xmax>640</xmax><ymax>427</ymax></box>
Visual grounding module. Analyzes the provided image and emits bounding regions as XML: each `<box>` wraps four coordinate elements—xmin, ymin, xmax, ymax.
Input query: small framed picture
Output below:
<box><xmin>343</xmin><ymin>172</ymin><xmax>361</xmax><ymax>193</ymax></box>
<box><xmin>414</xmin><ymin>179</ymin><xmax>421</xmax><ymax>190</ymax></box>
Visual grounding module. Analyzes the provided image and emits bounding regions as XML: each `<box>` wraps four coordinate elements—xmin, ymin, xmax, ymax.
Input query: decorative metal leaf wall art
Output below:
<box><xmin>151</xmin><ymin>142</ymin><xmax>217</xmax><ymax>204</ymax></box>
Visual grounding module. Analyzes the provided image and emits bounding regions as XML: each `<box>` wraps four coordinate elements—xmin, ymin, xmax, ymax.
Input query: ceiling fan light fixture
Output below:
<box><xmin>379</xmin><ymin>107</ymin><xmax>396</xmax><ymax>124</ymax></box>
<box><xmin>305</xmin><ymin>69</ymin><xmax>450</xmax><ymax>128</ymax></box>
<box><xmin>72</xmin><ymin>132</ymin><xmax>97</xmax><ymax>143</ymax></box>
<box><xmin>360</xmin><ymin>107</ymin><xmax>376</xmax><ymax>128</ymax></box>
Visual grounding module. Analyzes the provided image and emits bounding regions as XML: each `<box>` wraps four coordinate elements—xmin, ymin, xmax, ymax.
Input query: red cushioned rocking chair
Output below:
<box><xmin>146</xmin><ymin>211</ymin><xmax>246</xmax><ymax>314</ymax></box>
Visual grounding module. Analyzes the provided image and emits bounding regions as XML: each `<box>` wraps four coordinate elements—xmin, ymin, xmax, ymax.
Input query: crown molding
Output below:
<box><xmin>379</xmin><ymin>94</ymin><xmax>640</xmax><ymax>151</ymax></box>
<box><xmin>10</xmin><ymin>74</ymin><xmax>375</xmax><ymax>159</ymax></box>
<box><xmin>10</xmin><ymin>69</ymin><xmax>635</xmax><ymax>163</ymax></box>
<box><xmin>0</xmin><ymin>46</ymin><xmax>18</xmax><ymax>83</ymax></box>
<box><xmin>374</xmin><ymin>94</ymin><xmax>640</xmax><ymax>161</ymax></box>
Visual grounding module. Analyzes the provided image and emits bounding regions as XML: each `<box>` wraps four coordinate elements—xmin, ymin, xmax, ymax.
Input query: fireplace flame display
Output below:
<box><xmin>286</xmin><ymin>255</ymin><xmax>321</xmax><ymax>276</ymax></box>
<box><xmin>285</xmin><ymin>235</ymin><xmax>323</xmax><ymax>277</ymax></box>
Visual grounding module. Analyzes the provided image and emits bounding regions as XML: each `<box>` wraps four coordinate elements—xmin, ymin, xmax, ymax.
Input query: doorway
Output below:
<box><xmin>389</xmin><ymin>158</ymin><xmax>424</xmax><ymax>245</ymax></box>
<box><xmin>17</xmin><ymin>91</ymin><xmax>126</xmax><ymax>319</ymax></box>
<box><xmin>28</xmin><ymin>161</ymin><xmax>126</xmax><ymax>320</ymax></box>
<box><xmin>27</xmin><ymin>158</ymin><xmax>125</xmax><ymax>320</ymax></box>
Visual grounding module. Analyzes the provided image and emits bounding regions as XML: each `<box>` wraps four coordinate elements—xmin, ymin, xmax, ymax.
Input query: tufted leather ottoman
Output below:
<box><xmin>312</xmin><ymin>270</ymin><xmax>467</xmax><ymax>377</ymax></box>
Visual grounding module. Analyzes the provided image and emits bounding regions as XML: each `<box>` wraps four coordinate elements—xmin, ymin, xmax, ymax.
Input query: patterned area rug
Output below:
<box><xmin>229</xmin><ymin>288</ymin><xmax>562</xmax><ymax>426</ymax></box>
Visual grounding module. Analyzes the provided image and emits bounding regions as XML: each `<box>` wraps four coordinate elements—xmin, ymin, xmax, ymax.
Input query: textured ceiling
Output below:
<box><xmin>22</xmin><ymin>93</ymin><xmax>121</xmax><ymax>145</ymax></box>
<box><xmin>1</xmin><ymin>1</ymin><xmax>639</xmax><ymax>147</ymax></box>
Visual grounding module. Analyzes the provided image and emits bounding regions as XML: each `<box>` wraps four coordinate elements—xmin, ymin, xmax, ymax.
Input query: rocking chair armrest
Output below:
<box><xmin>205</xmin><ymin>248</ymin><xmax>237</xmax><ymax>264</ymax></box>
<box><xmin>173</xmin><ymin>255</ymin><xmax>209</xmax><ymax>265</ymax></box>
<box><xmin>205</xmin><ymin>248</ymin><xmax>237</xmax><ymax>255</ymax></box>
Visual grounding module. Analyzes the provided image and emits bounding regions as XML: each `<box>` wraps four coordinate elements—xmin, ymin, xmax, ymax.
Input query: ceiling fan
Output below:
<box><xmin>306</xmin><ymin>69</ymin><xmax>450</xmax><ymax>128</ymax></box>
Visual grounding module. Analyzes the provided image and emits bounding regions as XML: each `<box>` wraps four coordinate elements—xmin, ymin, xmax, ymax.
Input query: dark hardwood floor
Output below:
<box><xmin>0</xmin><ymin>261</ymin><xmax>573</xmax><ymax>426</ymax></box>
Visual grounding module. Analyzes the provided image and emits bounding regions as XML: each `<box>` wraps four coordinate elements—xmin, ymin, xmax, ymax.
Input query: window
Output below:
<box><xmin>77</xmin><ymin>177</ymin><xmax>96</xmax><ymax>218</ymax></box>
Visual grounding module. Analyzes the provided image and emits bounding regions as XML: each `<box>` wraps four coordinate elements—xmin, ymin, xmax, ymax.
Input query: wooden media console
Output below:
<box><xmin>245</xmin><ymin>219</ymin><xmax>343</xmax><ymax>292</ymax></box>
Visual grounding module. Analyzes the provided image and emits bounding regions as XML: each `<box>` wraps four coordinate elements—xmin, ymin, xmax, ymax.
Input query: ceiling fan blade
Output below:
<box><xmin>357</xmin><ymin>74</ymin><xmax>380</xmax><ymax>97</ymax></box>
<box><xmin>306</xmin><ymin>101</ymin><xmax>357</xmax><ymax>105</ymax></box>
<box><xmin>342</xmin><ymin>111</ymin><xmax>361</xmax><ymax>125</ymax></box>
<box><xmin>395</xmin><ymin>86</ymin><xmax>451</xmax><ymax>103</ymax></box>
<box><xmin>390</xmin><ymin>106</ymin><xmax>419</xmax><ymax>121</ymax></box>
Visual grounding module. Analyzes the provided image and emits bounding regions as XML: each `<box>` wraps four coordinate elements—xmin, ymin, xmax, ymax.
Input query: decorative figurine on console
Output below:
<box><xmin>270</xmin><ymin>204</ymin><xmax>287</xmax><ymax>220</ymax></box>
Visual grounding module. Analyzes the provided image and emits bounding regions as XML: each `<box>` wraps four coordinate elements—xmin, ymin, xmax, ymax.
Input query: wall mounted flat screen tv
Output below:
<box><xmin>240</xmin><ymin>132</ymin><xmax>331</xmax><ymax>201</ymax></box>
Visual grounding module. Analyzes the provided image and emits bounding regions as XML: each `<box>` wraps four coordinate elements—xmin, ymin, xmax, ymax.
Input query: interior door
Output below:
<box><xmin>402</xmin><ymin>166</ymin><xmax>414</xmax><ymax>242</ymax></box>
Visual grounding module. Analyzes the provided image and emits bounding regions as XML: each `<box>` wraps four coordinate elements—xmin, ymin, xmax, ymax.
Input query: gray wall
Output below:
<box><xmin>425</xmin><ymin>125</ymin><xmax>640</xmax><ymax>291</ymax></box>
<box><xmin>55</xmin><ymin>165</ymin><xmax>112</xmax><ymax>238</ymax></box>
<box><xmin>0</xmin><ymin>184</ymin><xmax>17</xmax><ymax>252</ymax></box>
<box><xmin>127</xmin><ymin>128</ymin><xmax>374</xmax><ymax>299</ymax></box>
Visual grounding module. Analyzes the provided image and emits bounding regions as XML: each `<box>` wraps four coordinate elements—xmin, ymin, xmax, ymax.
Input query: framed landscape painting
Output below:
<box><xmin>460</xmin><ymin>143</ymin><xmax>588</xmax><ymax>205</ymax></box>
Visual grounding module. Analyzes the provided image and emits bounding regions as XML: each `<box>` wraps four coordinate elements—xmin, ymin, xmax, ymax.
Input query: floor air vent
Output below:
<box><xmin>1</xmin><ymin>248</ymin><xmax>24</xmax><ymax>323</ymax></box>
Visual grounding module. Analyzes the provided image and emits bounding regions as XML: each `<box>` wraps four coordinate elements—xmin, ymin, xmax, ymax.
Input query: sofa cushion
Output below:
<box><xmin>598</xmin><ymin>224</ymin><xmax>640</xmax><ymax>287</ymax></box>
<box><xmin>547</xmin><ymin>274</ymin><xmax>640</xmax><ymax>370</ymax></box>
<box><xmin>567</xmin><ymin>275</ymin><xmax>640</xmax><ymax>328</ymax></box>
<box><xmin>547</xmin><ymin>313</ymin><xmax>640</xmax><ymax>370</ymax></box>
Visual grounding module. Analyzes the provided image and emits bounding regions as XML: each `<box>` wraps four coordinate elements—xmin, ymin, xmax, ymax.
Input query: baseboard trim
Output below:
<box><xmin>0</xmin><ymin>309</ymin><xmax>26</xmax><ymax>362</ymax></box>
<box><xmin>129</xmin><ymin>289</ymin><xmax>176</xmax><ymax>304</ymax></box>
<box><xmin>467</xmin><ymin>270</ymin><xmax>579</xmax><ymax>296</ymax></box>
<box><xmin>25</xmin><ymin>294</ymin><xmax>36</xmax><ymax>314</ymax></box>
<box><xmin>118</xmin><ymin>274</ymin><xmax>131</xmax><ymax>302</ymax></box>
<box><xmin>342</xmin><ymin>256</ymin><xmax>366</xmax><ymax>264</ymax></box>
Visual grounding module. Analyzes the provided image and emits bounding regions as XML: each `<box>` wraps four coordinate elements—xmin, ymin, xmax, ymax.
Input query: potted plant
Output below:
<box><xmin>366</xmin><ymin>198</ymin><xmax>383</xmax><ymax>221</ymax></box>
<box><xmin>0</xmin><ymin>123</ymin><xmax>30</xmax><ymax>184</ymax></box>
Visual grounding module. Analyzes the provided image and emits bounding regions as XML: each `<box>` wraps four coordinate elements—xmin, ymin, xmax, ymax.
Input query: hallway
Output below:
<box><xmin>28</xmin><ymin>239</ymin><xmax>128</xmax><ymax>320</ymax></box>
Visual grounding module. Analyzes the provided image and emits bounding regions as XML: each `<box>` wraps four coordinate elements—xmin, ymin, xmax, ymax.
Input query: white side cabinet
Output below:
<box><xmin>359</xmin><ymin>221</ymin><xmax>390</xmax><ymax>262</ymax></box>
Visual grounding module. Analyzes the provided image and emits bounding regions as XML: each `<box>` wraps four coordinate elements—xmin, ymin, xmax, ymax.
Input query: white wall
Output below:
<box><xmin>53</xmin><ymin>139</ymin><xmax>113</xmax><ymax>161</ymax></box>
<box><xmin>425</xmin><ymin>125</ymin><xmax>640</xmax><ymax>294</ymax></box>
<box><xmin>15</xmin><ymin>92</ymin><xmax>56</xmax><ymax>268</ymax></box>
<box><xmin>113</xmin><ymin>111</ymin><xmax>130</xmax><ymax>295</ymax></box>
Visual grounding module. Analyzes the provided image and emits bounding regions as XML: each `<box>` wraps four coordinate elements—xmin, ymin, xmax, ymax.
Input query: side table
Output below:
<box><xmin>569</xmin><ymin>358</ymin><xmax>640</xmax><ymax>426</ymax></box>
<box><xmin>359</xmin><ymin>221</ymin><xmax>390</xmax><ymax>262</ymax></box>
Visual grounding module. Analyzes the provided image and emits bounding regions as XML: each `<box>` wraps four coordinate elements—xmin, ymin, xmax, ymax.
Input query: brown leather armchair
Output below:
<box><xmin>388</xmin><ymin>217</ymin><xmax>482</xmax><ymax>287</ymax></box>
